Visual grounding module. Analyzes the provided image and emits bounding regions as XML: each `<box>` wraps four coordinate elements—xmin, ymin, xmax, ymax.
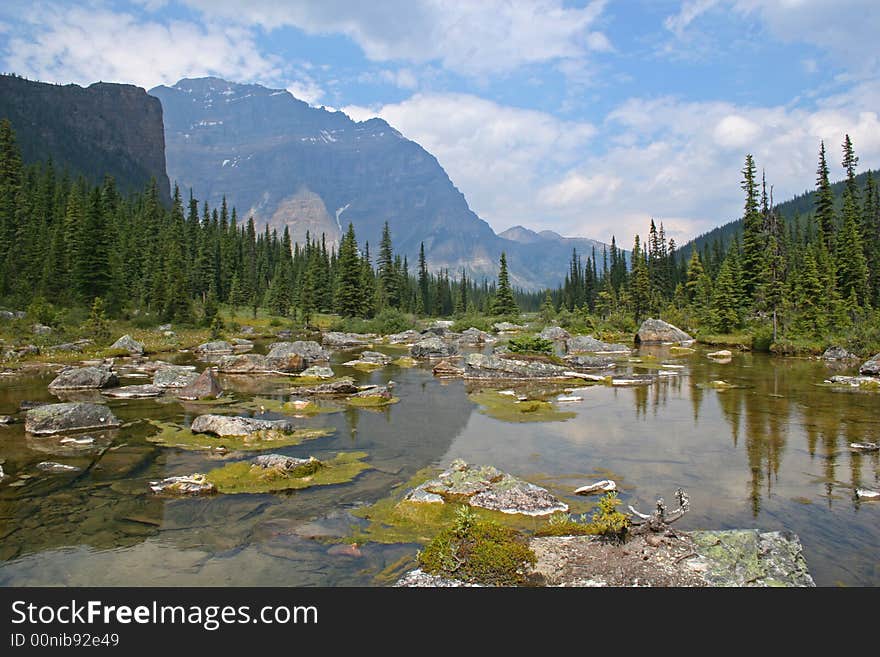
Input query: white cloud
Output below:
<box><xmin>286</xmin><ymin>78</ymin><xmax>324</xmax><ymax>106</ymax></box>
<box><xmin>3</xmin><ymin>5</ymin><xmax>284</xmax><ymax>91</ymax></box>
<box><xmin>181</xmin><ymin>0</ymin><xmax>611</xmax><ymax>78</ymax></box>
<box><xmin>664</xmin><ymin>0</ymin><xmax>720</xmax><ymax>37</ymax></box>
<box><xmin>713</xmin><ymin>115</ymin><xmax>760</xmax><ymax>150</ymax></box>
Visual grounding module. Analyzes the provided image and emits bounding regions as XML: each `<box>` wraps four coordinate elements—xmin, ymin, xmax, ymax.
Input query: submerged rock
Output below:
<box><xmin>322</xmin><ymin>332</ymin><xmax>374</xmax><ymax>347</ymax></box>
<box><xmin>110</xmin><ymin>335</ymin><xmax>145</xmax><ymax>355</ymax></box>
<box><xmin>176</xmin><ymin>368</ymin><xmax>222</xmax><ymax>400</ymax></box>
<box><xmin>708</xmin><ymin>349</ymin><xmax>733</xmax><ymax>359</ymax></box>
<box><xmin>410</xmin><ymin>337</ymin><xmax>458</xmax><ymax>359</ymax></box>
<box><xmin>150</xmin><ymin>474</ymin><xmax>216</xmax><ymax>496</ymax></box>
<box><xmin>36</xmin><ymin>461</ymin><xmax>82</xmax><ymax>473</ymax></box>
<box><xmin>102</xmin><ymin>384</ymin><xmax>163</xmax><ymax>398</ymax></box>
<box><xmin>566</xmin><ymin>335</ymin><xmax>631</xmax><ymax>354</ymax></box>
<box><xmin>25</xmin><ymin>402</ymin><xmax>120</xmax><ymax>435</ymax></box>
<box><xmin>463</xmin><ymin>353</ymin><xmax>570</xmax><ymax>380</ymax></box>
<box><xmin>858</xmin><ymin>353</ymin><xmax>880</xmax><ymax>376</ymax></box>
<box><xmin>344</xmin><ymin>351</ymin><xmax>392</xmax><ymax>368</ymax></box>
<box><xmin>190</xmin><ymin>414</ymin><xmax>296</xmax><ymax>437</ymax></box>
<box><xmin>216</xmin><ymin>353</ymin><xmax>271</xmax><ymax>374</ymax></box>
<box><xmin>153</xmin><ymin>365</ymin><xmax>200</xmax><ymax>388</ymax></box>
<box><xmin>822</xmin><ymin>346</ymin><xmax>857</xmax><ymax>361</ymax></box>
<box><xmin>48</xmin><ymin>366</ymin><xmax>118</xmax><ymax>390</ymax></box>
<box><xmin>539</xmin><ymin>326</ymin><xmax>570</xmax><ymax>341</ymax></box>
<box><xmin>405</xmin><ymin>459</ymin><xmax>568</xmax><ymax>516</ymax></box>
<box><xmin>635</xmin><ymin>318</ymin><xmax>693</xmax><ymax>345</ymax></box>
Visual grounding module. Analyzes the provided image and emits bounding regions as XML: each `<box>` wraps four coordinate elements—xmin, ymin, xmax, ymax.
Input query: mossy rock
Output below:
<box><xmin>669</xmin><ymin>346</ymin><xmax>696</xmax><ymax>355</ymax></box>
<box><xmin>469</xmin><ymin>390</ymin><xmax>576</xmax><ymax>423</ymax></box>
<box><xmin>207</xmin><ymin>452</ymin><xmax>372</xmax><ymax>494</ymax></box>
<box><xmin>345</xmin><ymin>395</ymin><xmax>400</xmax><ymax>408</ymax></box>
<box><xmin>238</xmin><ymin>397</ymin><xmax>344</xmax><ymax>416</ymax></box>
<box><xmin>146</xmin><ymin>420</ymin><xmax>332</xmax><ymax>452</ymax></box>
<box><xmin>418</xmin><ymin>508</ymin><xmax>537</xmax><ymax>586</ymax></box>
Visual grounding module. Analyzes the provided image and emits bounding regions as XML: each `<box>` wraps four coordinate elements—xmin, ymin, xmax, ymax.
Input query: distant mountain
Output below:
<box><xmin>150</xmin><ymin>77</ymin><xmax>611</xmax><ymax>289</ymax></box>
<box><xmin>500</xmin><ymin>224</ymin><xmax>616</xmax><ymax>264</ymax></box>
<box><xmin>0</xmin><ymin>74</ymin><xmax>170</xmax><ymax>200</ymax></box>
<box><xmin>680</xmin><ymin>170</ymin><xmax>878</xmax><ymax>258</ymax></box>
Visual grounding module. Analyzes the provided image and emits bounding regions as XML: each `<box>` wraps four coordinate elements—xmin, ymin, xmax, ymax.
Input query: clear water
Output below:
<box><xmin>0</xmin><ymin>344</ymin><xmax>877</xmax><ymax>586</ymax></box>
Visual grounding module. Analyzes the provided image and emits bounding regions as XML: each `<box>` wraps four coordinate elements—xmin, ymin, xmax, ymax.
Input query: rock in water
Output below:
<box><xmin>150</xmin><ymin>474</ymin><xmax>215</xmax><ymax>495</ymax></box>
<box><xmin>252</xmin><ymin>454</ymin><xmax>320</xmax><ymax>472</ymax></box>
<box><xmin>37</xmin><ymin>461</ymin><xmax>82</xmax><ymax>473</ymax></box>
<box><xmin>406</xmin><ymin>459</ymin><xmax>568</xmax><ymax>516</ymax></box>
<box><xmin>195</xmin><ymin>340</ymin><xmax>234</xmax><ymax>355</ymax></box>
<box><xmin>190</xmin><ymin>414</ymin><xmax>296</xmax><ymax>437</ymax></box>
<box><xmin>25</xmin><ymin>402</ymin><xmax>120</xmax><ymax>435</ymax></box>
<box><xmin>216</xmin><ymin>354</ymin><xmax>271</xmax><ymax>374</ymax></box>
<box><xmin>386</xmin><ymin>330</ymin><xmax>421</xmax><ymax>344</ymax></box>
<box><xmin>566</xmin><ymin>335</ymin><xmax>631</xmax><ymax>354</ymax></box>
<box><xmin>458</xmin><ymin>328</ymin><xmax>494</xmax><ymax>345</ymax></box>
<box><xmin>110</xmin><ymin>334</ymin><xmax>145</xmax><ymax>355</ymax></box>
<box><xmin>858</xmin><ymin>353</ymin><xmax>880</xmax><ymax>376</ymax></box>
<box><xmin>849</xmin><ymin>442</ymin><xmax>879</xmax><ymax>452</ymax></box>
<box><xmin>463</xmin><ymin>353</ymin><xmax>570</xmax><ymax>380</ymax></box>
<box><xmin>822</xmin><ymin>346</ymin><xmax>857</xmax><ymax>361</ymax></box>
<box><xmin>48</xmin><ymin>366</ymin><xmax>118</xmax><ymax>390</ymax></box>
<box><xmin>635</xmin><ymin>318</ymin><xmax>693</xmax><ymax>345</ymax></box>
<box><xmin>539</xmin><ymin>326</ymin><xmax>570</xmax><ymax>341</ymax></box>
<box><xmin>298</xmin><ymin>378</ymin><xmax>360</xmax><ymax>395</ymax></box>
<box><xmin>708</xmin><ymin>349</ymin><xmax>733</xmax><ymax>358</ymax></box>
<box><xmin>357</xmin><ymin>351</ymin><xmax>392</xmax><ymax>365</ymax></box>
<box><xmin>266</xmin><ymin>341</ymin><xmax>329</xmax><ymax>372</ymax></box>
<box><xmin>322</xmin><ymin>332</ymin><xmax>374</xmax><ymax>347</ymax></box>
<box><xmin>574</xmin><ymin>480</ymin><xmax>617</xmax><ymax>495</ymax></box>
<box><xmin>153</xmin><ymin>365</ymin><xmax>200</xmax><ymax>388</ymax></box>
<box><xmin>410</xmin><ymin>337</ymin><xmax>458</xmax><ymax>359</ymax></box>
<box><xmin>855</xmin><ymin>488</ymin><xmax>880</xmax><ymax>500</ymax></box>
<box><xmin>562</xmin><ymin>354</ymin><xmax>615</xmax><ymax>370</ymax></box>
<box><xmin>176</xmin><ymin>368</ymin><xmax>222</xmax><ymax>400</ymax></box>
<box><xmin>102</xmin><ymin>384</ymin><xmax>163</xmax><ymax>398</ymax></box>
<box><xmin>433</xmin><ymin>360</ymin><xmax>464</xmax><ymax>377</ymax></box>
<box><xmin>299</xmin><ymin>365</ymin><xmax>335</xmax><ymax>379</ymax></box>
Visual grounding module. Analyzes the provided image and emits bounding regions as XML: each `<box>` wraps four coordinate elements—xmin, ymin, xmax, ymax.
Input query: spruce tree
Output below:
<box><xmin>740</xmin><ymin>154</ymin><xmax>763</xmax><ymax>299</ymax></box>
<box><xmin>490</xmin><ymin>252</ymin><xmax>518</xmax><ymax>316</ymax></box>
<box><xmin>711</xmin><ymin>257</ymin><xmax>739</xmax><ymax>333</ymax></box>
<box><xmin>815</xmin><ymin>141</ymin><xmax>835</xmax><ymax>250</ymax></box>
<box><xmin>334</xmin><ymin>223</ymin><xmax>362</xmax><ymax>317</ymax></box>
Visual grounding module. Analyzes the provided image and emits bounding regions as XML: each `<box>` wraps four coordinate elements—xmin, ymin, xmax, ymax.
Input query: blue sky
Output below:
<box><xmin>1</xmin><ymin>0</ymin><xmax>878</xmax><ymax>245</ymax></box>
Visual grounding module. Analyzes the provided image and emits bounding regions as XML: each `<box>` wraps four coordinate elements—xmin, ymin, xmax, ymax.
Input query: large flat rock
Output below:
<box><xmin>25</xmin><ymin>402</ymin><xmax>121</xmax><ymax>435</ymax></box>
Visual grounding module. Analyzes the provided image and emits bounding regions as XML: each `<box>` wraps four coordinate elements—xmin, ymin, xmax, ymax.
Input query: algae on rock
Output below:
<box><xmin>207</xmin><ymin>452</ymin><xmax>372</xmax><ymax>493</ymax></box>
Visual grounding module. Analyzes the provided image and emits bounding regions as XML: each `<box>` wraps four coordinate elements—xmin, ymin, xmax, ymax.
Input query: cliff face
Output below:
<box><xmin>0</xmin><ymin>74</ymin><xmax>170</xmax><ymax>201</ymax></box>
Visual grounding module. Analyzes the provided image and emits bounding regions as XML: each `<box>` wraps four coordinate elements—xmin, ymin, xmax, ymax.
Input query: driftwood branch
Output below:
<box><xmin>628</xmin><ymin>488</ymin><xmax>690</xmax><ymax>534</ymax></box>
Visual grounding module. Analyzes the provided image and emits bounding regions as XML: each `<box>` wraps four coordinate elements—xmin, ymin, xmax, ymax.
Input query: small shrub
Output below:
<box><xmin>27</xmin><ymin>297</ymin><xmax>57</xmax><ymax>326</ymax></box>
<box><xmin>589</xmin><ymin>492</ymin><xmax>630</xmax><ymax>544</ymax></box>
<box><xmin>751</xmin><ymin>326</ymin><xmax>773</xmax><ymax>352</ymax></box>
<box><xmin>507</xmin><ymin>335</ymin><xmax>553</xmax><ymax>354</ymax></box>
<box><xmin>371</xmin><ymin>308</ymin><xmax>412</xmax><ymax>335</ymax></box>
<box><xmin>84</xmin><ymin>298</ymin><xmax>111</xmax><ymax>344</ymax></box>
<box><xmin>210</xmin><ymin>316</ymin><xmax>224</xmax><ymax>339</ymax></box>
<box><xmin>418</xmin><ymin>506</ymin><xmax>536</xmax><ymax>585</ymax></box>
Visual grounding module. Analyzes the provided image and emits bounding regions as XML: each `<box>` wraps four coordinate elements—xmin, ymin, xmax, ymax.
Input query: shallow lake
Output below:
<box><xmin>0</xmin><ymin>343</ymin><xmax>877</xmax><ymax>586</ymax></box>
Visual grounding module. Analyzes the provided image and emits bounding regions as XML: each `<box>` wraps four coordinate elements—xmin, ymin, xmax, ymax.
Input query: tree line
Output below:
<box><xmin>0</xmin><ymin>119</ymin><xmax>539</xmax><ymax>325</ymax></box>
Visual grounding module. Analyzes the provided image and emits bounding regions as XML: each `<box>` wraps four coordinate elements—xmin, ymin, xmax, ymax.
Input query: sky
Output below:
<box><xmin>1</xmin><ymin>0</ymin><xmax>878</xmax><ymax>246</ymax></box>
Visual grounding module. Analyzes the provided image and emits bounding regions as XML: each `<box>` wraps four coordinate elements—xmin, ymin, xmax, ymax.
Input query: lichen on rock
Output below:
<box><xmin>206</xmin><ymin>452</ymin><xmax>371</xmax><ymax>493</ymax></box>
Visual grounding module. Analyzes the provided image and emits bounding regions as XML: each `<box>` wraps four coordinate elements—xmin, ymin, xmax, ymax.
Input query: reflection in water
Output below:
<box><xmin>0</xmin><ymin>344</ymin><xmax>879</xmax><ymax>586</ymax></box>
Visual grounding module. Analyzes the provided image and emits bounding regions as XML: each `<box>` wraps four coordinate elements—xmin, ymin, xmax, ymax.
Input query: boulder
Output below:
<box><xmin>354</xmin><ymin>384</ymin><xmax>394</xmax><ymax>400</ymax></box>
<box><xmin>216</xmin><ymin>354</ymin><xmax>271</xmax><ymax>374</ymax></box>
<box><xmin>48</xmin><ymin>366</ymin><xmax>118</xmax><ymax>390</ymax></box>
<box><xmin>266</xmin><ymin>341</ymin><xmax>329</xmax><ymax>371</ymax></box>
<box><xmin>190</xmin><ymin>414</ymin><xmax>296</xmax><ymax>437</ymax></box>
<box><xmin>423</xmin><ymin>326</ymin><xmax>457</xmax><ymax>338</ymax></box>
<box><xmin>231</xmin><ymin>338</ymin><xmax>254</xmax><ymax>351</ymax></box>
<box><xmin>153</xmin><ymin>365</ymin><xmax>200</xmax><ymax>388</ymax></box>
<box><xmin>150</xmin><ymin>474</ymin><xmax>215</xmax><ymax>496</ymax></box>
<box><xmin>858</xmin><ymin>353</ymin><xmax>880</xmax><ymax>376</ymax></box>
<box><xmin>433</xmin><ymin>320</ymin><xmax>455</xmax><ymax>329</ymax></box>
<box><xmin>157</xmin><ymin>323</ymin><xmax>172</xmax><ymax>331</ymax></box>
<box><xmin>110</xmin><ymin>335</ymin><xmax>145</xmax><ymax>355</ymax></box>
<box><xmin>410</xmin><ymin>337</ymin><xmax>458</xmax><ymax>359</ymax></box>
<box><xmin>433</xmin><ymin>360</ymin><xmax>464</xmax><ymax>377</ymax></box>
<box><xmin>458</xmin><ymin>327</ymin><xmax>494</xmax><ymax>345</ymax></box>
<box><xmin>0</xmin><ymin>310</ymin><xmax>14</xmax><ymax>320</ymax></box>
<box><xmin>195</xmin><ymin>340</ymin><xmax>234</xmax><ymax>355</ymax></box>
<box><xmin>708</xmin><ymin>349</ymin><xmax>733</xmax><ymax>359</ymax></box>
<box><xmin>562</xmin><ymin>354</ymin><xmax>615</xmax><ymax>370</ymax></box>
<box><xmin>103</xmin><ymin>384</ymin><xmax>163</xmax><ymax>398</ymax></box>
<box><xmin>539</xmin><ymin>326</ymin><xmax>570</xmax><ymax>341</ymax></box>
<box><xmin>276</xmin><ymin>329</ymin><xmax>293</xmax><ymax>339</ymax></box>
<box><xmin>566</xmin><ymin>335</ymin><xmax>631</xmax><ymax>354</ymax></box>
<box><xmin>240</xmin><ymin>325</ymin><xmax>255</xmax><ymax>335</ymax></box>
<box><xmin>357</xmin><ymin>351</ymin><xmax>392</xmax><ymax>365</ymax></box>
<box><xmin>405</xmin><ymin>459</ymin><xmax>568</xmax><ymax>516</ymax></box>
<box><xmin>176</xmin><ymin>368</ymin><xmax>222</xmax><ymax>400</ymax></box>
<box><xmin>463</xmin><ymin>353</ymin><xmax>570</xmax><ymax>380</ymax></box>
<box><xmin>322</xmin><ymin>332</ymin><xmax>374</xmax><ymax>347</ymax></box>
<box><xmin>493</xmin><ymin>322</ymin><xmax>526</xmax><ymax>332</ymax></box>
<box><xmin>25</xmin><ymin>402</ymin><xmax>120</xmax><ymax>435</ymax></box>
<box><xmin>299</xmin><ymin>365</ymin><xmax>335</xmax><ymax>379</ymax></box>
<box><xmin>32</xmin><ymin>323</ymin><xmax>53</xmax><ymax>335</ymax></box>
<box><xmin>298</xmin><ymin>377</ymin><xmax>360</xmax><ymax>395</ymax></box>
<box><xmin>822</xmin><ymin>346</ymin><xmax>857</xmax><ymax>361</ymax></box>
<box><xmin>0</xmin><ymin>415</ymin><xmax>15</xmax><ymax>424</ymax></box>
<box><xmin>635</xmin><ymin>318</ymin><xmax>693</xmax><ymax>345</ymax></box>
<box><xmin>386</xmin><ymin>329</ymin><xmax>421</xmax><ymax>344</ymax></box>
<box><xmin>252</xmin><ymin>454</ymin><xmax>320</xmax><ymax>471</ymax></box>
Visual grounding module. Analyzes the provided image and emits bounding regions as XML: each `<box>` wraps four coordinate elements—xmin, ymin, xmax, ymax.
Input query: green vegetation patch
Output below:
<box><xmin>146</xmin><ymin>420</ymin><xmax>332</xmax><ymax>452</ymax></box>
<box><xmin>469</xmin><ymin>390</ymin><xmax>575</xmax><ymax>423</ymax></box>
<box><xmin>507</xmin><ymin>335</ymin><xmax>554</xmax><ymax>355</ymax></box>
<box><xmin>238</xmin><ymin>397</ymin><xmax>344</xmax><ymax>415</ymax></box>
<box><xmin>535</xmin><ymin>493</ymin><xmax>630</xmax><ymax>543</ymax></box>
<box><xmin>345</xmin><ymin>395</ymin><xmax>400</xmax><ymax>408</ymax></box>
<box><xmin>392</xmin><ymin>356</ymin><xmax>418</xmax><ymax>368</ymax></box>
<box><xmin>207</xmin><ymin>452</ymin><xmax>372</xmax><ymax>494</ymax></box>
<box><xmin>418</xmin><ymin>506</ymin><xmax>536</xmax><ymax>586</ymax></box>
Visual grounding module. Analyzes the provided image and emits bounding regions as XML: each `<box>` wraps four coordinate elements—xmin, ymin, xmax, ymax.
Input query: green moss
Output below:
<box><xmin>238</xmin><ymin>397</ymin><xmax>344</xmax><ymax>415</ymax></box>
<box><xmin>345</xmin><ymin>395</ymin><xmax>400</xmax><ymax>408</ymax></box>
<box><xmin>535</xmin><ymin>512</ymin><xmax>598</xmax><ymax>537</ymax></box>
<box><xmin>535</xmin><ymin>493</ymin><xmax>630</xmax><ymax>542</ymax></box>
<box><xmin>469</xmin><ymin>390</ymin><xmax>576</xmax><ymax>423</ymax></box>
<box><xmin>206</xmin><ymin>452</ymin><xmax>372</xmax><ymax>494</ymax></box>
<box><xmin>668</xmin><ymin>346</ymin><xmax>696</xmax><ymax>355</ymax></box>
<box><xmin>347</xmin><ymin>361</ymin><xmax>384</xmax><ymax>371</ymax></box>
<box><xmin>418</xmin><ymin>506</ymin><xmax>536</xmax><ymax>586</ymax></box>
<box><xmin>507</xmin><ymin>335</ymin><xmax>554</xmax><ymax>355</ymax></box>
<box><xmin>146</xmin><ymin>420</ymin><xmax>332</xmax><ymax>452</ymax></box>
<box><xmin>392</xmin><ymin>356</ymin><xmax>418</xmax><ymax>368</ymax></box>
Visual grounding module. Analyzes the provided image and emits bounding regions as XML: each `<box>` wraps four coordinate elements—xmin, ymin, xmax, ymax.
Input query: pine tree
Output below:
<box><xmin>629</xmin><ymin>235</ymin><xmax>651</xmax><ymax>321</ymax></box>
<box><xmin>377</xmin><ymin>221</ymin><xmax>399</xmax><ymax>309</ymax></box>
<box><xmin>711</xmin><ymin>256</ymin><xmax>740</xmax><ymax>332</ymax></box>
<box><xmin>418</xmin><ymin>242</ymin><xmax>430</xmax><ymax>315</ymax></box>
<box><xmin>490</xmin><ymin>252</ymin><xmax>518</xmax><ymax>316</ymax></box>
<box><xmin>836</xmin><ymin>135</ymin><xmax>868</xmax><ymax>303</ymax></box>
<box><xmin>815</xmin><ymin>140</ymin><xmax>835</xmax><ymax>251</ymax></box>
<box><xmin>740</xmin><ymin>154</ymin><xmax>763</xmax><ymax>299</ymax></box>
<box><xmin>334</xmin><ymin>223</ymin><xmax>362</xmax><ymax>317</ymax></box>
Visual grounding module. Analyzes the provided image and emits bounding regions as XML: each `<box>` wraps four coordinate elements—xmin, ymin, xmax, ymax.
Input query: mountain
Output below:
<box><xmin>500</xmin><ymin>224</ymin><xmax>617</xmax><ymax>266</ymax></box>
<box><xmin>150</xmin><ymin>77</ymin><xmax>611</xmax><ymax>289</ymax></box>
<box><xmin>0</xmin><ymin>74</ymin><xmax>170</xmax><ymax>200</ymax></box>
<box><xmin>680</xmin><ymin>169</ymin><xmax>878</xmax><ymax>258</ymax></box>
